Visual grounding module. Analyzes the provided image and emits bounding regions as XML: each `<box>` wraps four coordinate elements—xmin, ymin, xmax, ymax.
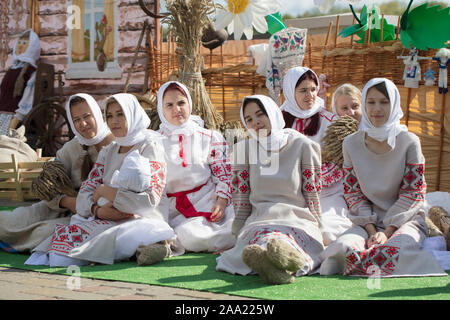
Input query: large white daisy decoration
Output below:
<box><xmin>214</xmin><ymin>0</ymin><xmax>281</xmax><ymax>40</ymax></box>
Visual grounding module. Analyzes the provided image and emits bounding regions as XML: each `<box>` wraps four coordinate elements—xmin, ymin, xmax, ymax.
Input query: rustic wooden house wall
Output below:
<box><xmin>0</xmin><ymin>0</ymin><xmax>158</xmax><ymax>105</ymax></box>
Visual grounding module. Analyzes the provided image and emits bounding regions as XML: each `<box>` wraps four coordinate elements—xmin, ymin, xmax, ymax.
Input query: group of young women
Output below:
<box><xmin>0</xmin><ymin>65</ymin><xmax>446</xmax><ymax>284</ymax></box>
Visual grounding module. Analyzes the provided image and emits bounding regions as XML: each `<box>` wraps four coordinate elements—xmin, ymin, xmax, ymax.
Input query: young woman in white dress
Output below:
<box><xmin>0</xmin><ymin>94</ymin><xmax>114</xmax><ymax>253</ymax></box>
<box><xmin>281</xmin><ymin>66</ymin><xmax>352</xmax><ymax>246</ymax></box>
<box><xmin>216</xmin><ymin>95</ymin><xmax>325</xmax><ymax>284</ymax></box>
<box><xmin>319</xmin><ymin>78</ymin><xmax>446</xmax><ymax>277</ymax></box>
<box><xmin>26</xmin><ymin>93</ymin><xmax>175</xmax><ymax>266</ymax></box>
<box><xmin>156</xmin><ymin>81</ymin><xmax>235</xmax><ymax>253</ymax></box>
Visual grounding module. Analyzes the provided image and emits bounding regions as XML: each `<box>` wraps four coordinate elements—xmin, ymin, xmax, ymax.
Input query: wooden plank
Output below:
<box><xmin>19</xmin><ymin>172</ymin><xmax>41</xmax><ymax>179</ymax></box>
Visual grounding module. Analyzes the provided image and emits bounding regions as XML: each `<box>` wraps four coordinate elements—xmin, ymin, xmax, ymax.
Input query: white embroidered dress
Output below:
<box><xmin>157</xmin><ymin>81</ymin><xmax>235</xmax><ymax>253</ymax></box>
<box><xmin>281</xmin><ymin>66</ymin><xmax>352</xmax><ymax>246</ymax></box>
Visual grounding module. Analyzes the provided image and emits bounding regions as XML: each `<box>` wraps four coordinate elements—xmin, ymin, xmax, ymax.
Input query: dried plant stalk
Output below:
<box><xmin>164</xmin><ymin>0</ymin><xmax>223</xmax><ymax>129</ymax></box>
<box><xmin>321</xmin><ymin>115</ymin><xmax>359</xmax><ymax>167</ymax></box>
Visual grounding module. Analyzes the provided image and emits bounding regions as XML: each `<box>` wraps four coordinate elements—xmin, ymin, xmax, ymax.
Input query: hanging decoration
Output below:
<box><xmin>432</xmin><ymin>48</ymin><xmax>450</xmax><ymax>94</ymax></box>
<box><xmin>423</xmin><ymin>66</ymin><xmax>437</xmax><ymax>87</ymax></box>
<box><xmin>397</xmin><ymin>48</ymin><xmax>430</xmax><ymax>88</ymax></box>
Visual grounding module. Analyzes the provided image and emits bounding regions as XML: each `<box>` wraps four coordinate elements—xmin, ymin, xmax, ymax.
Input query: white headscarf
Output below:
<box><xmin>13</xmin><ymin>29</ymin><xmax>40</xmax><ymax>68</ymax></box>
<box><xmin>280</xmin><ymin>66</ymin><xmax>324</xmax><ymax>119</ymax></box>
<box><xmin>157</xmin><ymin>81</ymin><xmax>202</xmax><ymax>136</ymax></box>
<box><xmin>359</xmin><ymin>78</ymin><xmax>408</xmax><ymax>149</ymax></box>
<box><xmin>105</xmin><ymin>93</ymin><xmax>150</xmax><ymax>147</ymax></box>
<box><xmin>65</xmin><ymin>93</ymin><xmax>111</xmax><ymax>146</ymax></box>
<box><xmin>240</xmin><ymin>95</ymin><xmax>289</xmax><ymax>151</ymax></box>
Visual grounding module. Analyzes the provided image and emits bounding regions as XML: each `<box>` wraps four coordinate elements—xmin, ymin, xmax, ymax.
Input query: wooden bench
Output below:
<box><xmin>0</xmin><ymin>149</ymin><xmax>53</xmax><ymax>202</ymax></box>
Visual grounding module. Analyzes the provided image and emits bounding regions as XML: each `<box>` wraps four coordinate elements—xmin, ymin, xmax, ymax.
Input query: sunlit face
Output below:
<box><xmin>70</xmin><ymin>101</ymin><xmax>98</xmax><ymax>139</ymax></box>
<box><xmin>106</xmin><ymin>102</ymin><xmax>128</xmax><ymax>137</ymax></box>
<box><xmin>365</xmin><ymin>87</ymin><xmax>391</xmax><ymax>127</ymax></box>
<box><xmin>15</xmin><ymin>37</ymin><xmax>29</xmax><ymax>56</ymax></box>
<box><xmin>162</xmin><ymin>89</ymin><xmax>190</xmax><ymax>126</ymax></box>
<box><xmin>295</xmin><ymin>79</ymin><xmax>318</xmax><ymax>111</ymax></box>
<box><xmin>243</xmin><ymin>101</ymin><xmax>271</xmax><ymax>138</ymax></box>
<box><xmin>335</xmin><ymin>94</ymin><xmax>362</xmax><ymax>122</ymax></box>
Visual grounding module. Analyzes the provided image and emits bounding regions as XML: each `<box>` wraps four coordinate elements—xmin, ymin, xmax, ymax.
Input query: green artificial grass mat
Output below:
<box><xmin>0</xmin><ymin>250</ymin><xmax>449</xmax><ymax>300</ymax></box>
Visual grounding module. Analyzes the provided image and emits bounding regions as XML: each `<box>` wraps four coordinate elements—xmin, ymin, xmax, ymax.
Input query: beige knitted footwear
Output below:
<box><xmin>266</xmin><ymin>238</ymin><xmax>306</xmax><ymax>272</ymax></box>
<box><xmin>242</xmin><ymin>244</ymin><xmax>295</xmax><ymax>285</ymax></box>
<box><xmin>136</xmin><ymin>241</ymin><xmax>170</xmax><ymax>266</ymax></box>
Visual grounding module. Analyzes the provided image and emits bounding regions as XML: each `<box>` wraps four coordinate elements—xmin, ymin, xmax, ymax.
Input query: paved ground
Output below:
<box><xmin>0</xmin><ymin>199</ymin><xmax>251</xmax><ymax>300</ymax></box>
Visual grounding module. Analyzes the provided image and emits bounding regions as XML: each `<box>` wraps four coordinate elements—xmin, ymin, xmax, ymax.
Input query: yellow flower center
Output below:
<box><xmin>227</xmin><ymin>0</ymin><xmax>249</xmax><ymax>14</ymax></box>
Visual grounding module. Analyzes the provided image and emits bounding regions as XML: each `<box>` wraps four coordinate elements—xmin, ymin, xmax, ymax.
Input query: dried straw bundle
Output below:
<box><xmin>31</xmin><ymin>160</ymin><xmax>77</xmax><ymax>201</ymax></box>
<box><xmin>321</xmin><ymin>115</ymin><xmax>358</xmax><ymax>167</ymax></box>
<box><xmin>164</xmin><ymin>0</ymin><xmax>223</xmax><ymax>129</ymax></box>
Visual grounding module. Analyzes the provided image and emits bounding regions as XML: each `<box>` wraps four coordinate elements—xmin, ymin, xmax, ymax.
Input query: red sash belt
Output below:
<box><xmin>167</xmin><ymin>182</ymin><xmax>212</xmax><ymax>221</ymax></box>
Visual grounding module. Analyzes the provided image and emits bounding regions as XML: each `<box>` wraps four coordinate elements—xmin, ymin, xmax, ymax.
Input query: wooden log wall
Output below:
<box><xmin>0</xmin><ymin>0</ymin><xmax>158</xmax><ymax>106</ymax></box>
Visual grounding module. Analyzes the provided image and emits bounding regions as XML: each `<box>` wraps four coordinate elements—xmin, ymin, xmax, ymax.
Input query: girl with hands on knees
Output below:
<box><xmin>157</xmin><ymin>81</ymin><xmax>235</xmax><ymax>253</ymax></box>
<box><xmin>319</xmin><ymin>78</ymin><xmax>447</xmax><ymax>278</ymax></box>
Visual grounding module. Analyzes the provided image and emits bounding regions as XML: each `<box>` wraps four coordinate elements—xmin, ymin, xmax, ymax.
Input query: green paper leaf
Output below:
<box><xmin>360</xmin><ymin>5</ymin><xmax>369</xmax><ymax>25</ymax></box>
<box><xmin>266</xmin><ymin>12</ymin><xmax>286</xmax><ymax>35</ymax></box>
<box><xmin>400</xmin><ymin>3</ymin><xmax>450</xmax><ymax>50</ymax></box>
<box><xmin>355</xmin><ymin>18</ymin><xmax>396</xmax><ymax>44</ymax></box>
<box><xmin>339</xmin><ymin>23</ymin><xmax>368</xmax><ymax>38</ymax></box>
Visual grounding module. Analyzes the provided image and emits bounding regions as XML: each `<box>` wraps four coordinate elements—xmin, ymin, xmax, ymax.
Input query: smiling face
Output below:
<box><xmin>70</xmin><ymin>100</ymin><xmax>98</xmax><ymax>139</ymax></box>
<box><xmin>162</xmin><ymin>89</ymin><xmax>190</xmax><ymax>126</ymax></box>
<box><xmin>294</xmin><ymin>79</ymin><xmax>318</xmax><ymax>111</ymax></box>
<box><xmin>106</xmin><ymin>101</ymin><xmax>128</xmax><ymax>137</ymax></box>
<box><xmin>243</xmin><ymin>100</ymin><xmax>271</xmax><ymax>138</ymax></box>
<box><xmin>365</xmin><ymin>87</ymin><xmax>391</xmax><ymax>127</ymax></box>
<box><xmin>335</xmin><ymin>94</ymin><xmax>362</xmax><ymax>122</ymax></box>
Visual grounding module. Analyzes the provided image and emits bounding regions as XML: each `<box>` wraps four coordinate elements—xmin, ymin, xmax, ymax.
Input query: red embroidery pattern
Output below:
<box><xmin>49</xmin><ymin>224</ymin><xmax>90</xmax><ymax>255</ymax></box>
<box><xmin>231</xmin><ymin>167</ymin><xmax>251</xmax><ymax>219</ymax></box>
<box><xmin>148</xmin><ymin>161</ymin><xmax>166</xmax><ymax>201</ymax></box>
<box><xmin>344</xmin><ymin>245</ymin><xmax>400</xmax><ymax>277</ymax></box>
<box><xmin>209</xmin><ymin>141</ymin><xmax>232</xmax><ymax>202</ymax></box>
<box><xmin>343</xmin><ymin>166</ymin><xmax>369</xmax><ymax>209</ymax></box>
<box><xmin>80</xmin><ymin>162</ymin><xmax>104</xmax><ymax>191</ymax></box>
<box><xmin>321</xmin><ymin>162</ymin><xmax>344</xmax><ymax>188</ymax></box>
<box><xmin>400</xmin><ymin>163</ymin><xmax>426</xmax><ymax>202</ymax></box>
<box><xmin>302</xmin><ymin>164</ymin><xmax>322</xmax><ymax>217</ymax></box>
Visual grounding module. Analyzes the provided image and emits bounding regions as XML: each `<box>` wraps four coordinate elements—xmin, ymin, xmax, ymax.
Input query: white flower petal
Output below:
<box><xmin>233</xmin><ymin>16</ymin><xmax>244</xmax><ymax>40</ymax></box>
<box><xmin>214</xmin><ymin>11</ymin><xmax>235</xmax><ymax>30</ymax></box>
<box><xmin>239</xmin><ymin>9</ymin><xmax>253</xmax><ymax>29</ymax></box>
<box><xmin>252</xmin><ymin>13</ymin><xmax>268</xmax><ymax>34</ymax></box>
<box><xmin>250</xmin><ymin>0</ymin><xmax>280</xmax><ymax>15</ymax></box>
<box><xmin>227</xmin><ymin>19</ymin><xmax>234</xmax><ymax>35</ymax></box>
<box><xmin>243</xmin><ymin>26</ymin><xmax>254</xmax><ymax>40</ymax></box>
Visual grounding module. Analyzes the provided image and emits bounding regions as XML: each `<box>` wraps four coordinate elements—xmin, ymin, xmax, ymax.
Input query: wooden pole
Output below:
<box><xmin>334</xmin><ymin>15</ymin><xmax>340</xmax><ymax>47</ymax></box>
<box><xmin>350</xmin><ymin>16</ymin><xmax>356</xmax><ymax>47</ymax></box>
<box><xmin>436</xmin><ymin>92</ymin><xmax>447</xmax><ymax>191</ymax></box>
<box><xmin>124</xmin><ymin>21</ymin><xmax>148</xmax><ymax>93</ymax></box>
<box><xmin>396</xmin><ymin>16</ymin><xmax>401</xmax><ymax>40</ymax></box>
<box><xmin>324</xmin><ymin>21</ymin><xmax>333</xmax><ymax>47</ymax></box>
<box><xmin>149</xmin><ymin>31</ymin><xmax>157</xmax><ymax>92</ymax></box>
<box><xmin>405</xmin><ymin>87</ymin><xmax>412</xmax><ymax>127</ymax></box>
<box><xmin>308</xmin><ymin>42</ymin><xmax>312</xmax><ymax>68</ymax></box>
<box><xmin>380</xmin><ymin>14</ymin><xmax>384</xmax><ymax>45</ymax></box>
